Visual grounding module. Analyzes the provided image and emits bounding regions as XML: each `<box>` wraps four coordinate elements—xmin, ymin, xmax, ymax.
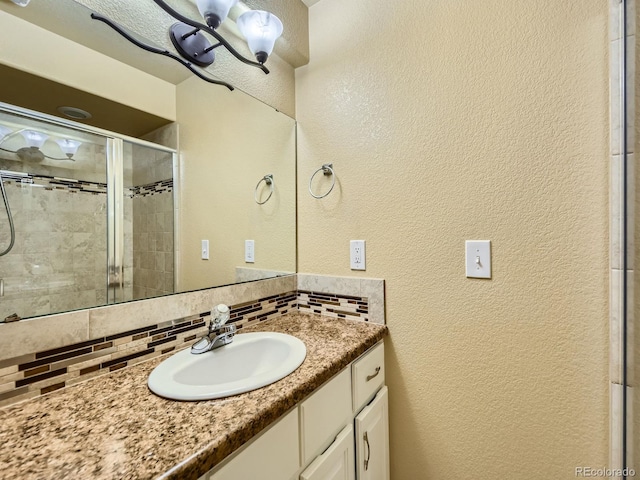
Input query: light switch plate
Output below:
<box><xmin>201</xmin><ymin>240</ymin><xmax>209</xmax><ymax>260</ymax></box>
<box><xmin>245</xmin><ymin>240</ymin><xmax>255</xmax><ymax>263</ymax></box>
<box><xmin>465</xmin><ymin>240</ymin><xmax>491</xmax><ymax>278</ymax></box>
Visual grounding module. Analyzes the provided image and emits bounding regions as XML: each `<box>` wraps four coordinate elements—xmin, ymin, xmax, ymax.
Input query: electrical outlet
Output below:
<box><xmin>201</xmin><ymin>240</ymin><xmax>209</xmax><ymax>260</ymax></box>
<box><xmin>350</xmin><ymin>240</ymin><xmax>366</xmax><ymax>270</ymax></box>
<box><xmin>245</xmin><ymin>240</ymin><xmax>255</xmax><ymax>263</ymax></box>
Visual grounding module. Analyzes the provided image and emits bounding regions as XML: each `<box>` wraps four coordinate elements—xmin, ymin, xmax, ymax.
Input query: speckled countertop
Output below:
<box><xmin>0</xmin><ymin>312</ymin><xmax>387</xmax><ymax>480</ymax></box>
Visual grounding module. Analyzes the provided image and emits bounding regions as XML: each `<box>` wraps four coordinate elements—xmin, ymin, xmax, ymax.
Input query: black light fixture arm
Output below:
<box><xmin>90</xmin><ymin>13</ymin><xmax>234</xmax><ymax>91</ymax></box>
<box><xmin>179</xmin><ymin>27</ymin><xmax>222</xmax><ymax>51</ymax></box>
<box><xmin>151</xmin><ymin>0</ymin><xmax>270</xmax><ymax>74</ymax></box>
<box><xmin>0</xmin><ymin>147</ymin><xmax>73</xmax><ymax>162</ymax></box>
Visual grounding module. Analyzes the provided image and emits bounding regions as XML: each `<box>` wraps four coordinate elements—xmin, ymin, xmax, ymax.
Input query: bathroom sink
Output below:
<box><xmin>148</xmin><ymin>332</ymin><xmax>306</xmax><ymax>401</ymax></box>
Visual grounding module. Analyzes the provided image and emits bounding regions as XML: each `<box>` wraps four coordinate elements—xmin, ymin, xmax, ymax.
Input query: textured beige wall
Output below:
<box><xmin>296</xmin><ymin>1</ymin><xmax>609</xmax><ymax>478</ymax></box>
<box><xmin>177</xmin><ymin>76</ymin><xmax>296</xmax><ymax>291</ymax></box>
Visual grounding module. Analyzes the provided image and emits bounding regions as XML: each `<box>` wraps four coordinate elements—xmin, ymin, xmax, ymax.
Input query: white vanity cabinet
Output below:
<box><xmin>201</xmin><ymin>341</ymin><xmax>388</xmax><ymax>480</ymax></box>
<box><xmin>299</xmin><ymin>342</ymin><xmax>388</xmax><ymax>480</ymax></box>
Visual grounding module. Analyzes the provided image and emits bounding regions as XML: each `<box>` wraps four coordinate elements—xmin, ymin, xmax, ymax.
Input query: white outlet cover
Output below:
<box><xmin>465</xmin><ymin>240</ymin><xmax>491</xmax><ymax>279</ymax></box>
<box><xmin>350</xmin><ymin>240</ymin><xmax>366</xmax><ymax>270</ymax></box>
<box><xmin>245</xmin><ymin>239</ymin><xmax>255</xmax><ymax>263</ymax></box>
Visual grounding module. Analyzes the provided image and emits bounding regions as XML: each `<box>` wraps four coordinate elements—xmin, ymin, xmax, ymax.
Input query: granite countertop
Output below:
<box><xmin>0</xmin><ymin>312</ymin><xmax>387</xmax><ymax>480</ymax></box>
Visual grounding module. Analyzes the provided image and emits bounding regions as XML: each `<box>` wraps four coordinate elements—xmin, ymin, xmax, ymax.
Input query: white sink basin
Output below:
<box><xmin>148</xmin><ymin>332</ymin><xmax>306</xmax><ymax>401</ymax></box>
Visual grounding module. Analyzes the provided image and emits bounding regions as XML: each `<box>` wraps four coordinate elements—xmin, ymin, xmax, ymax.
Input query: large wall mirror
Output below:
<box><xmin>0</xmin><ymin>0</ymin><xmax>296</xmax><ymax>322</ymax></box>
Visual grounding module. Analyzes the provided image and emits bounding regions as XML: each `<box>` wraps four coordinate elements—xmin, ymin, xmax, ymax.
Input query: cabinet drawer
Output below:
<box><xmin>352</xmin><ymin>342</ymin><xmax>385</xmax><ymax>413</ymax></box>
<box><xmin>300</xmin><ymin>424</ymin><xmax>355</xmax><ymax>480</ymax></box>
<box><xmin>300</xmin><ymin>367</ymin><xmax>352</xmax><ymax>466</ymax></box>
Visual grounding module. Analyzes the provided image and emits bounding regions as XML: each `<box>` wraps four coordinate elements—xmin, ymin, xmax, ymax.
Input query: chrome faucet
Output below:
<box><xmin>191</xmin><ymin>304</ymin><xmax>236</xmax><ymax>354</ymax></box>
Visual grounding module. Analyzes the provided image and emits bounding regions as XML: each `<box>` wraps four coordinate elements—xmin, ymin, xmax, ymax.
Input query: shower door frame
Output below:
<box><xmin>0</xmin><ymin>101</ymin><xmax>178</xmax><ymax>309</ymax></box>
<box><xmin>611</xmin><ymin>0</ymin><xmax>635</xmax><ymax>476</ymax></box>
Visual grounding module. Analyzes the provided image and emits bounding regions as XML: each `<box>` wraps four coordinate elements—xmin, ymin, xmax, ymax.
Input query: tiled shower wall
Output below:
<box><xmin>0</xmin><ymin>141</ymin><xmax>178</xmax><ymax>317</ymax></box>
<box><xmin>0</xmin><ymin>274</ymin><xmax>385</xmax><ymax>407</ymax></box>
<box><xmin>0</xmin><ymin>171</ymin><xmax>140</xmax><ymax>317</ymax></box>
<box><xmin>130</xmin><ymin>142</ymin><xmax>175</xmax><ymax>300</ymax></box>
<box><xmin>131</xmin><ymin>185</ymin><xmax>174</xmax><ymax>299</ymax></box>
<box><xmin>0</xmin><ymin>177</ymin><xmax>107</xmax><ymax>320</ymax></box>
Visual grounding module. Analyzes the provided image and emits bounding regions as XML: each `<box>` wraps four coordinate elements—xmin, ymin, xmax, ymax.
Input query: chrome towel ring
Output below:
<box><xmin>309</xmin><ymin>163</ymin><xmax>335</xmax><ymax>199</ymax></box>
<box><xmin>254</xmin><ymin>174</ymin><xmax>274</xmax><ymax>205</ymax></box>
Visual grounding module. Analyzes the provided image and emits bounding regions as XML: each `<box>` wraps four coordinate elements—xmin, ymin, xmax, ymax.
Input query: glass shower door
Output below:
<box><xmin>0</xmin><ymin>109</ymin><xmax>109</xmax><ymax>320</ymax></box>
<box><xmin>118</xmin><ymin>140</ymin><xmax>175</xmax><ymax>303</ymax></box>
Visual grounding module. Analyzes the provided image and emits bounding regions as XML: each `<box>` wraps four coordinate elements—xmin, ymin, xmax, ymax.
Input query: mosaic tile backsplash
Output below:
<box><xmin>0</xmin><ymin>291</ymin><xmax>298</xmax><ymax>407</ymax></box>
<box><xmin>297</xmin><ymin>290</ymin><xmax>369</xmax><ymax>321</ymax></box>
<box><xmin>0</xmin><ymin>283</ymin><xmax>377</xmax><ymax>407</ymax></box>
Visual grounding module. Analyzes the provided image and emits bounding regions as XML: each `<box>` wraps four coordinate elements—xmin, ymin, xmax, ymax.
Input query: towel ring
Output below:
<box><xmin>254</xmin><ymin>174</ymin><xmax>274</xmax><ymax>205</ymax></box>
<box><xmin>309</xmin><ymin>163</ymin><xmax>335</xmax><ymax>199</ymax></box>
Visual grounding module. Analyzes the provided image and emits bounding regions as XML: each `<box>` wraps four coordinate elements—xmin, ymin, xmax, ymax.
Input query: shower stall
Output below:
<box><xmin>0</xmin><ymin>102</ymin><xmax>177</xmax><ymax>321</ymax></box>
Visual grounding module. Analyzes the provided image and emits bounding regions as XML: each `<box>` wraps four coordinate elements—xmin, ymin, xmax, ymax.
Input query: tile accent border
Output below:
<box><xmin>297</xmin><ymin>273</ymin><xmax>385</xmax><ymax>325</ymax></box>
<box><xmin>297</xmin><ymin>291</ymin><xmax>369</xmax><ymax>322</ymax></box>
<box><xmin>128</xmin><ymin>179</ymin><xmax>173</xmax><ymax>198</ymax></box>
<box><xmin>2</xmin><ymin>174</ymin><xmax>107</xmax><ymax>195</ymax></box>
<box><xmin>0</xmin><ymin>275</ymin><xmax>297</xmax><ymax>363</ymax></box>
<box><xmin>1</xmin><ymin>175</ymin><xmax>173</xmax><ymax>199</ymax></box>
<box><xmin>0</xmin><ymin>273</ymin><xmax>384</xmax><ymax>407</ymax></box>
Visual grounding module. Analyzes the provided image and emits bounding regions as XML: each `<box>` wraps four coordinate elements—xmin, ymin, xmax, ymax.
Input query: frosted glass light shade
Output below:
<box><xmin>237</xmin><ymin>10</ymin><xmax>283</xmax><ymax>63</ymax></box>
<box><xmin>20</xmin><ymin>130</ymin><xmax>48</xmax><ymax>149</ymax></box>
<box><xmin>196</xmin><ymin>0</ymin><xmax>238</xmax><ymax>28</ymax></box>
<box><xmin>56</xmin><ymin>139</ymin><xmax>82</xmax><ymax>158</ymax></box>
<box><xmin>0</xmin><ymin>126</ymin><xmax>12</xmax><ymax>144</ymax></box>
<box><xmin>10</xmin><ymin>0</ymin><xmax>30</xmax><ymax>6</ymax></box>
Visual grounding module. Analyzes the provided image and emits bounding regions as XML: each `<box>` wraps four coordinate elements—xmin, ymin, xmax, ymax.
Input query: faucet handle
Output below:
<box><xmin>211</xmin><ymin>304</ymin><xmax>230</xmax><ymax>329</ymax></box>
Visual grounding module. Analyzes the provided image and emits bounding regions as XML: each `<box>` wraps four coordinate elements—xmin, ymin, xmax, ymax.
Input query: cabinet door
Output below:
<box><xmin>355</xmin><ymin>386</ymin><xmax>389</xmax><ymax>480</ymax></box>
<box><xmin>300</xmin><ymin>367</ymin><xmax>352</xmax><ymax>465</ymax></box>
<box><xmin>207</xmin><ymin>408</ymin><xmax>299</xmax><ymax>480</ymax></box>
<box><xmin>300</xmin><ymin>424</ymin><xmax>355</xmax><ymax>480</ymax></box>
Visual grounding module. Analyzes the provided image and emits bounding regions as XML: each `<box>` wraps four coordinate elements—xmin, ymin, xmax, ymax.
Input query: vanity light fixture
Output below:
<box><xmin>90</xmin><ymin>0</ymin><xmax>284</xmax><ymax>91</ymax></box>
<box><xmin>0</xmin><ymin>127</ymin><xmax>82</xmax><ymax>161</ymax></box>
<box><xmin>0</xmin><ymin>125</ymin><xmax>12</xmax><ymax>144</ymax></box>
<box><xmin>55</xmin><ymin>139</ymin><xmax>83</xmax><ymax>158</ymax></box>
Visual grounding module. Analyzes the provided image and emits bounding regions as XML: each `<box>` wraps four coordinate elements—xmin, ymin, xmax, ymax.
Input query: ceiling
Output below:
<box><xmin>0</xmin><ymin>0</ymin><xmax>190</xmax><ymax>85</ymax></box>
<box><xmin>0</xmin><ymin>63</ymin><xmax>172</xmax><ymax>138</ymax></box>
<box><xmin>0</xmin><ymin>0</ymin><xmax>179</xmax><ymax>137</ymax></box>
<box><xmin>0</xmin><ymin>0</ymin><xmax>305</xmax><ymax>135</ymax></box>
